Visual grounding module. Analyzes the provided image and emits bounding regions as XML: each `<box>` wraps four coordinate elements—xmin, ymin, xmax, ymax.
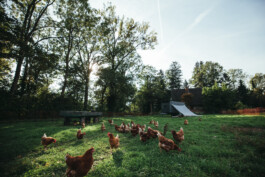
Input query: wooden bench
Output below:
<box><xmin>59</xmin><ymin>111</ymin><xmax>102</xmax><ymax>125</ymax></box>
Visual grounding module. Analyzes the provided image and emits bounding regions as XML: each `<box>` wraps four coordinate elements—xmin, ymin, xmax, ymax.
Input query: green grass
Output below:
<box><xmin>0</xmin><ymin>115</ymin><xmax>265</xmax><ymax>177</ymax></box>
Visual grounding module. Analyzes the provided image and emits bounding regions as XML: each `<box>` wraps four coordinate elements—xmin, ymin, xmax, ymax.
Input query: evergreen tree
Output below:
<box><xmin>166</xmin><ymin>61</ymin><xmax>182</xmax><ymax>90</ymax></box>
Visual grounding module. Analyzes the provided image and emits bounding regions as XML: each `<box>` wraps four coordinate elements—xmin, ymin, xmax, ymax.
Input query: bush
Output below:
<box><xmin>181</xmin><ymin>92</ymin><xmax>193</xmax><ymax>108</ymax></box>
<box><xmin>0</xmin><ymin>89</ymin><xmax>82</xmax><ymax>120</ymax></box>
<box><xmin>234</xmin><ymin>101</ymin><xmax>247</xmax><ymax>110</ymax></box>
<box><xmin>202</xmin><ymin>82</ymin><xmax>237</xmax><ymax>113</ymax></box>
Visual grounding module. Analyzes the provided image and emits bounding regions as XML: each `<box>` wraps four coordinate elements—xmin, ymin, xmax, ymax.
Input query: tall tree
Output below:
<box><xmin>0</xmin><ymin>3</ymin><xmax>14</xmax><ymax>89</ymax></box>
<box><xmin>19</xmin><ymin>44</ymin><xmax>59</xmax><ymax>95</ymax></box>
<box><xmin>249</xmin><ymin>73</ymin><xmax>265</xmax><ymax>93</ymax></box>
<box><xmin>227</xmin><ymin>69</ymin><xmax>247</xmax><ymax>89</ymax></box>
<box><xmin>183</xmin><ymin>79</ymin><xmax>189</xmax><ymax>89</ymax></box>
<box><xmin>166</xmin><ymin>61</ymin><xmax>182</xmax><ymax>90</ymax></box>
<box><xmin>95</xmin><ymin>67</ymin><xmax>136</xmax><ymax>112</ymax></box>
<box><xmin>154</xmin><ymin>69</ymin><xmax>170</xmax><ymax>111</ymax></box>
<box><xmin>237</xmin><ymin>79</ymin><xmax>248</xmax><ymax>105</ymax></box>
<box><xmin>74</xmin><ymin>8</ymin><xmax>101</xmax><ymax>110</ymax></box>
<box><xmin>135</xmin><ymin>65</ymin><xmax>157</xmax><ymax>113</ymax></box>
<box><xmin>6</xmin><ymin>0</ymin><xmax>55</xmax><ymax>94</ymax></box>
<box><xmin>190</xmin><ymin>61</ymin><xmax>225</xmax><ymax>87</ymax></box>
<box><xmin>54</xmin><ymin>0</ymin><xmax>88</xmax><ymax>97</ymax></box>
<box><xmin>97</xmin><ymin>4</ymin><xmax>157</xmax><ymax>112</ymax></box>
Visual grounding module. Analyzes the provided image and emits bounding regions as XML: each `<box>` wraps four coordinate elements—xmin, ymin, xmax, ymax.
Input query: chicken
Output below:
<box><xmin>139</xmin><ymin>128</ymin><xmax>150</xmax><ymax>142</ymax></box>
<box><xmin>171</xmin><ymin>127</ymin><xmax>184</xmax><ymax>144</ymax></box>
<box><xmin>147</xmin><ymin>127</ymin><xmax>161</xmax><ymax>138</ymax></box>
<box><xmin>41</xmin><ymin>133</ymin><xmax>56</xmax><ymax>149</ymax></box>
<box><xmin>139</xmin><ymin>124</ymin><xmax>146</xmax><ymax>131</ymax></box>
<box><xmin>154</xmin><ymin>121</ymin><xmax>159</xmax><ymax>128</ymax></box>
<box><xmin>77</xmin><ymin>129</ymin><xmax>86</xmax><ymax>139</ymax></box>
<box><xmin>149</xmin><ymin>120</ymin><xmax>154</xmax><ymax>124</ymax></box>
<box><xmin>65</xmin><ymin>147</ymin><xmax>94</xmax><ymax>177</ymax></box>
<box><xmin>114</xmin><ymin>125</ymin><xmax>123</xmax><ymax>133</ymax></box>
<box><xmin>101</xmin><ymin>122</ymin><xmax>106</xmax><ymax>132</ymax></box>
<box><xmin>108</xmin><ymin>119</ymin><xmax>114</xmax><ymax>126</ymax></box>
<box><xmin>184</xmin><ymin>120</ymin><xmax>188</xmax><ymax>125</ymax></box>
<box><xmin>118</xmin><ymin>122</ymin><xmax>127</xmax><ymax>133</ymax></box>
<box><xmin>107</xmin><ymin>132</ymin><xmax>120</xmax><ymax>149</ymax></box>
<box><xmin>82</xmin><ymin>122</ymin><xmax>85</xmax><ymax>128</ymax></box>
<box><xmin>124</xmin><ymin>124</ymin><xmax>131</xmax><ymax>133</ymax></box>
<box><xmin>163</xmin><ymin>123</ymin><xmax>168</xmax><ymax>136</ymax></box>
<box><xmin>130</xmin><ymin>125</ymin><xmax>139</xmax><ymax>136</ymax></box>
<box><xmin>120</xmin><ymin>122</ymin><xmax>126</xmax><ymax>128</ymax></box>
<box><xmin>157</xmin><ymin>132</ymin><xmax>181</xmax><ymax>152</ymax></box>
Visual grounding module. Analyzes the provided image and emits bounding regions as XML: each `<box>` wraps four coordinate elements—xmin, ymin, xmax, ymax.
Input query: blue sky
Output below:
<box><xmin>90</xmin><ymin>0</ymin><xmax>265</xmax><ymax>82</ymax></box>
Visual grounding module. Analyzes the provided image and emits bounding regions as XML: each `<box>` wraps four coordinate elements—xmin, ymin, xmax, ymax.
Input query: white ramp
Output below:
<box><xmin>171</xmin><ymin>102</ymin><xmax>198</xmax><ymax>116</ymax></box>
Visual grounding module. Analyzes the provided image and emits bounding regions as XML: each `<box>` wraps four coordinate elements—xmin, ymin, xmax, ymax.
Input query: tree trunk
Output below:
<box><xmin>107</xmin><ymin>82</ymin><xmax>116</xmax><ymax>112</ymax></box>
<box><xmin>61</xmin><ymin>31</ymin><xmax>73</xmax><ymax>97</ymax></box>
<box><xmin>61</xmin><ymin>72</ymin><xmax>68</xmax><ymax>97</ymax></box>
<box><xmin>10</xmin><ymin>54</ymin><xmax>24</xmax><ymax>94</ymax></box>
<box><xmin>150</xmin><ymin>102</ymin><xmax>153</xmax><ymax>114</ymax></box>
<box><xmin>83</xmin><ymin>78</ymin><xmax>89</xmax><ymax>110</ymax></box>
<box><xmin>100</xmin><ymin>86</ymin><xmax>107</xmax><ymax>110</ymax></box>
<box><xmin>20</xmin><ymin>58</ymin><xmax>29</xmax><ymax>96</ymax></box>
<box><xmin>61</xmin><ymin>58</ymin><xmax>69</xmax><ymax>97</ymax></box>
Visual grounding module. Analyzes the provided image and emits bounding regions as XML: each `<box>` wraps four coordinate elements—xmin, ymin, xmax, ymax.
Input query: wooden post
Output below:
<box><xmin>86</xmin><ymin>117</ymin><xmax>91</xmax><ymax>124</ymax></box>
<box><xmin>64</xmin><ymin>117</ymin><xmax>71</xmax><ymax>125</ymax></box>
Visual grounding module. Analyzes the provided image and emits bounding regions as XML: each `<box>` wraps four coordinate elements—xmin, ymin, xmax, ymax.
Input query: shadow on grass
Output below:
<box><xmin>0</xmin><ymin>120</ymin><xmax>103</xmax><ymax>176</ymax></box>
<box><xmin>112</xmin><ymin>149</ymin><xmax>124</xmax><ymax>167</ymax></box>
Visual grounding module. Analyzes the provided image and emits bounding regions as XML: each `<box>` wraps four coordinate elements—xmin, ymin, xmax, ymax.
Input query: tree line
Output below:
<box><xmin>0</xmin><ymin>0</ymin><xmax>264</xmax><ymax>119</ymax></box>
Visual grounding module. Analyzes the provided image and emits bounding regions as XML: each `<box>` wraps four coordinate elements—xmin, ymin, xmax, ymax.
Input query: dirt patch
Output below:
<box><xmin>234</xmin><ymin>127</ymin><xmax>264</xmax><ymax>133</ymax></box>
<box><xmin>221</xmin><ymin>125</ymin><xmax>264</xmax><ymax>133</ymax></box>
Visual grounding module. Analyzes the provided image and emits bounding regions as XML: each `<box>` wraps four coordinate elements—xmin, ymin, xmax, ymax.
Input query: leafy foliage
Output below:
<box><xmin>95</xmin><ymin>5</ymin><xmax>157</xmax><ymax>112</ymax></box>
<box><xmin>190</xmin><ymin>61</ymin><xmax>228</xmax><ymax>87</ymax></box>
<box><xmin>181</xmin><ymin>92</ymin><xmax>193</xmax><ymax>108</ymax></box>
<box><xmin>135</xmin><ymin>66</ymin><xmax>170</xmax><ymax>113</ymax></box>
<box><xmin>202</xmin><ymin>82</ymin><xmax>237</xmax><ymax>113</ymax></box>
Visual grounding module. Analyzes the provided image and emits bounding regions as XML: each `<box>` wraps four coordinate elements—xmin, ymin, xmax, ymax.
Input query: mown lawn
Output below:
<box><xmin>0</xmin><ymin>114</ymin><xmax>264</xmax><ymax>177</ymax></box>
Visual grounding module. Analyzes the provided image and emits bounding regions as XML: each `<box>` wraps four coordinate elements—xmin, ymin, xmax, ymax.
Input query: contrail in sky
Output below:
<box><xmin>157</xmin><ymin>0</ymin><xmax>163</xmax><ymax>43</ymax></box>
<box><xmin>186</xmin><ymin>7</ymin><xmax>213</xmax><ymax>33</ymax></box>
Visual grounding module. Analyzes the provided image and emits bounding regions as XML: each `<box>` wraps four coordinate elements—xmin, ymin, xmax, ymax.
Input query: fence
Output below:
<box><xmin>221</xmin><ymin>107</ymin><xmax>265</xmax><ymax>115</ymax></box>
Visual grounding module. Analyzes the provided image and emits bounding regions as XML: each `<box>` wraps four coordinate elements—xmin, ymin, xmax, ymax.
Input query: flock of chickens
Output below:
<box><xmin>40</xmin><ymin>118</ymin><xmax>189</xmax><ymax>177</ymax></box>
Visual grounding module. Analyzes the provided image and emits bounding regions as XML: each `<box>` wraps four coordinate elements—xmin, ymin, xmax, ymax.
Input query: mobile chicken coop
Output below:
<box><xmin>161</xmin><ymin>101</ymin><xmax>198</xmax><ymax>116</ymax></box>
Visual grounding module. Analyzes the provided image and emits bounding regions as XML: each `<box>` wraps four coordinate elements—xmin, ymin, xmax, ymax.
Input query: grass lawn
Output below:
<box><xmin>0</xmin><ymin>114</ymin><xmax>265</xmax><ymax>177</ymax></box>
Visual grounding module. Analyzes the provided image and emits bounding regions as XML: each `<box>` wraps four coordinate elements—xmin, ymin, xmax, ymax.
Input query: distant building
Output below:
<box><xmin>171</xmin><ymin>88</ymin><xmax>203</xmax><ymax>108</ymax></box>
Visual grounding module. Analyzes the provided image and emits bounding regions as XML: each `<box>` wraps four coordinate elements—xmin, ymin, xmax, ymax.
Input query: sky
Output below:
<box><xmin>89</xmin><ymin>0</ymin><xmax>265</xmax><ymax>82</ymax></box>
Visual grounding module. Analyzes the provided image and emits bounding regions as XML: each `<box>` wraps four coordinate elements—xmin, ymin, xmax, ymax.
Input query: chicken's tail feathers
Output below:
<box><xmin>174</xmin><ymin>144</ymin><xmax>181</xmax><ymax>152</ymax></box>
<box><xmin>163</xmin><ymin>128</ymin><xmax>168</xmax><ymax>136</ymax></box>
<box><xmin>116</xmin><ymin>134</ymin><xmax>119</xmax><ymax>138</ymax></box>
<box><xmin>157</xmin><ymin>131</ymin><xmax>162</xmax><ymax>137</ymax></box>
<box><xmin>180</xmin><ymin>127</ymin><xmax>183</xmax><ymax>131</ymax></box>
<box><xmin>138</xmin><ymin>127</ymin><xmax>142</xmax><ymax>133</ymax></box>
<box><xmin>43</xmin><ymin>133</ymin><xmax>47</xmax><ymax>137</ymax></box>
